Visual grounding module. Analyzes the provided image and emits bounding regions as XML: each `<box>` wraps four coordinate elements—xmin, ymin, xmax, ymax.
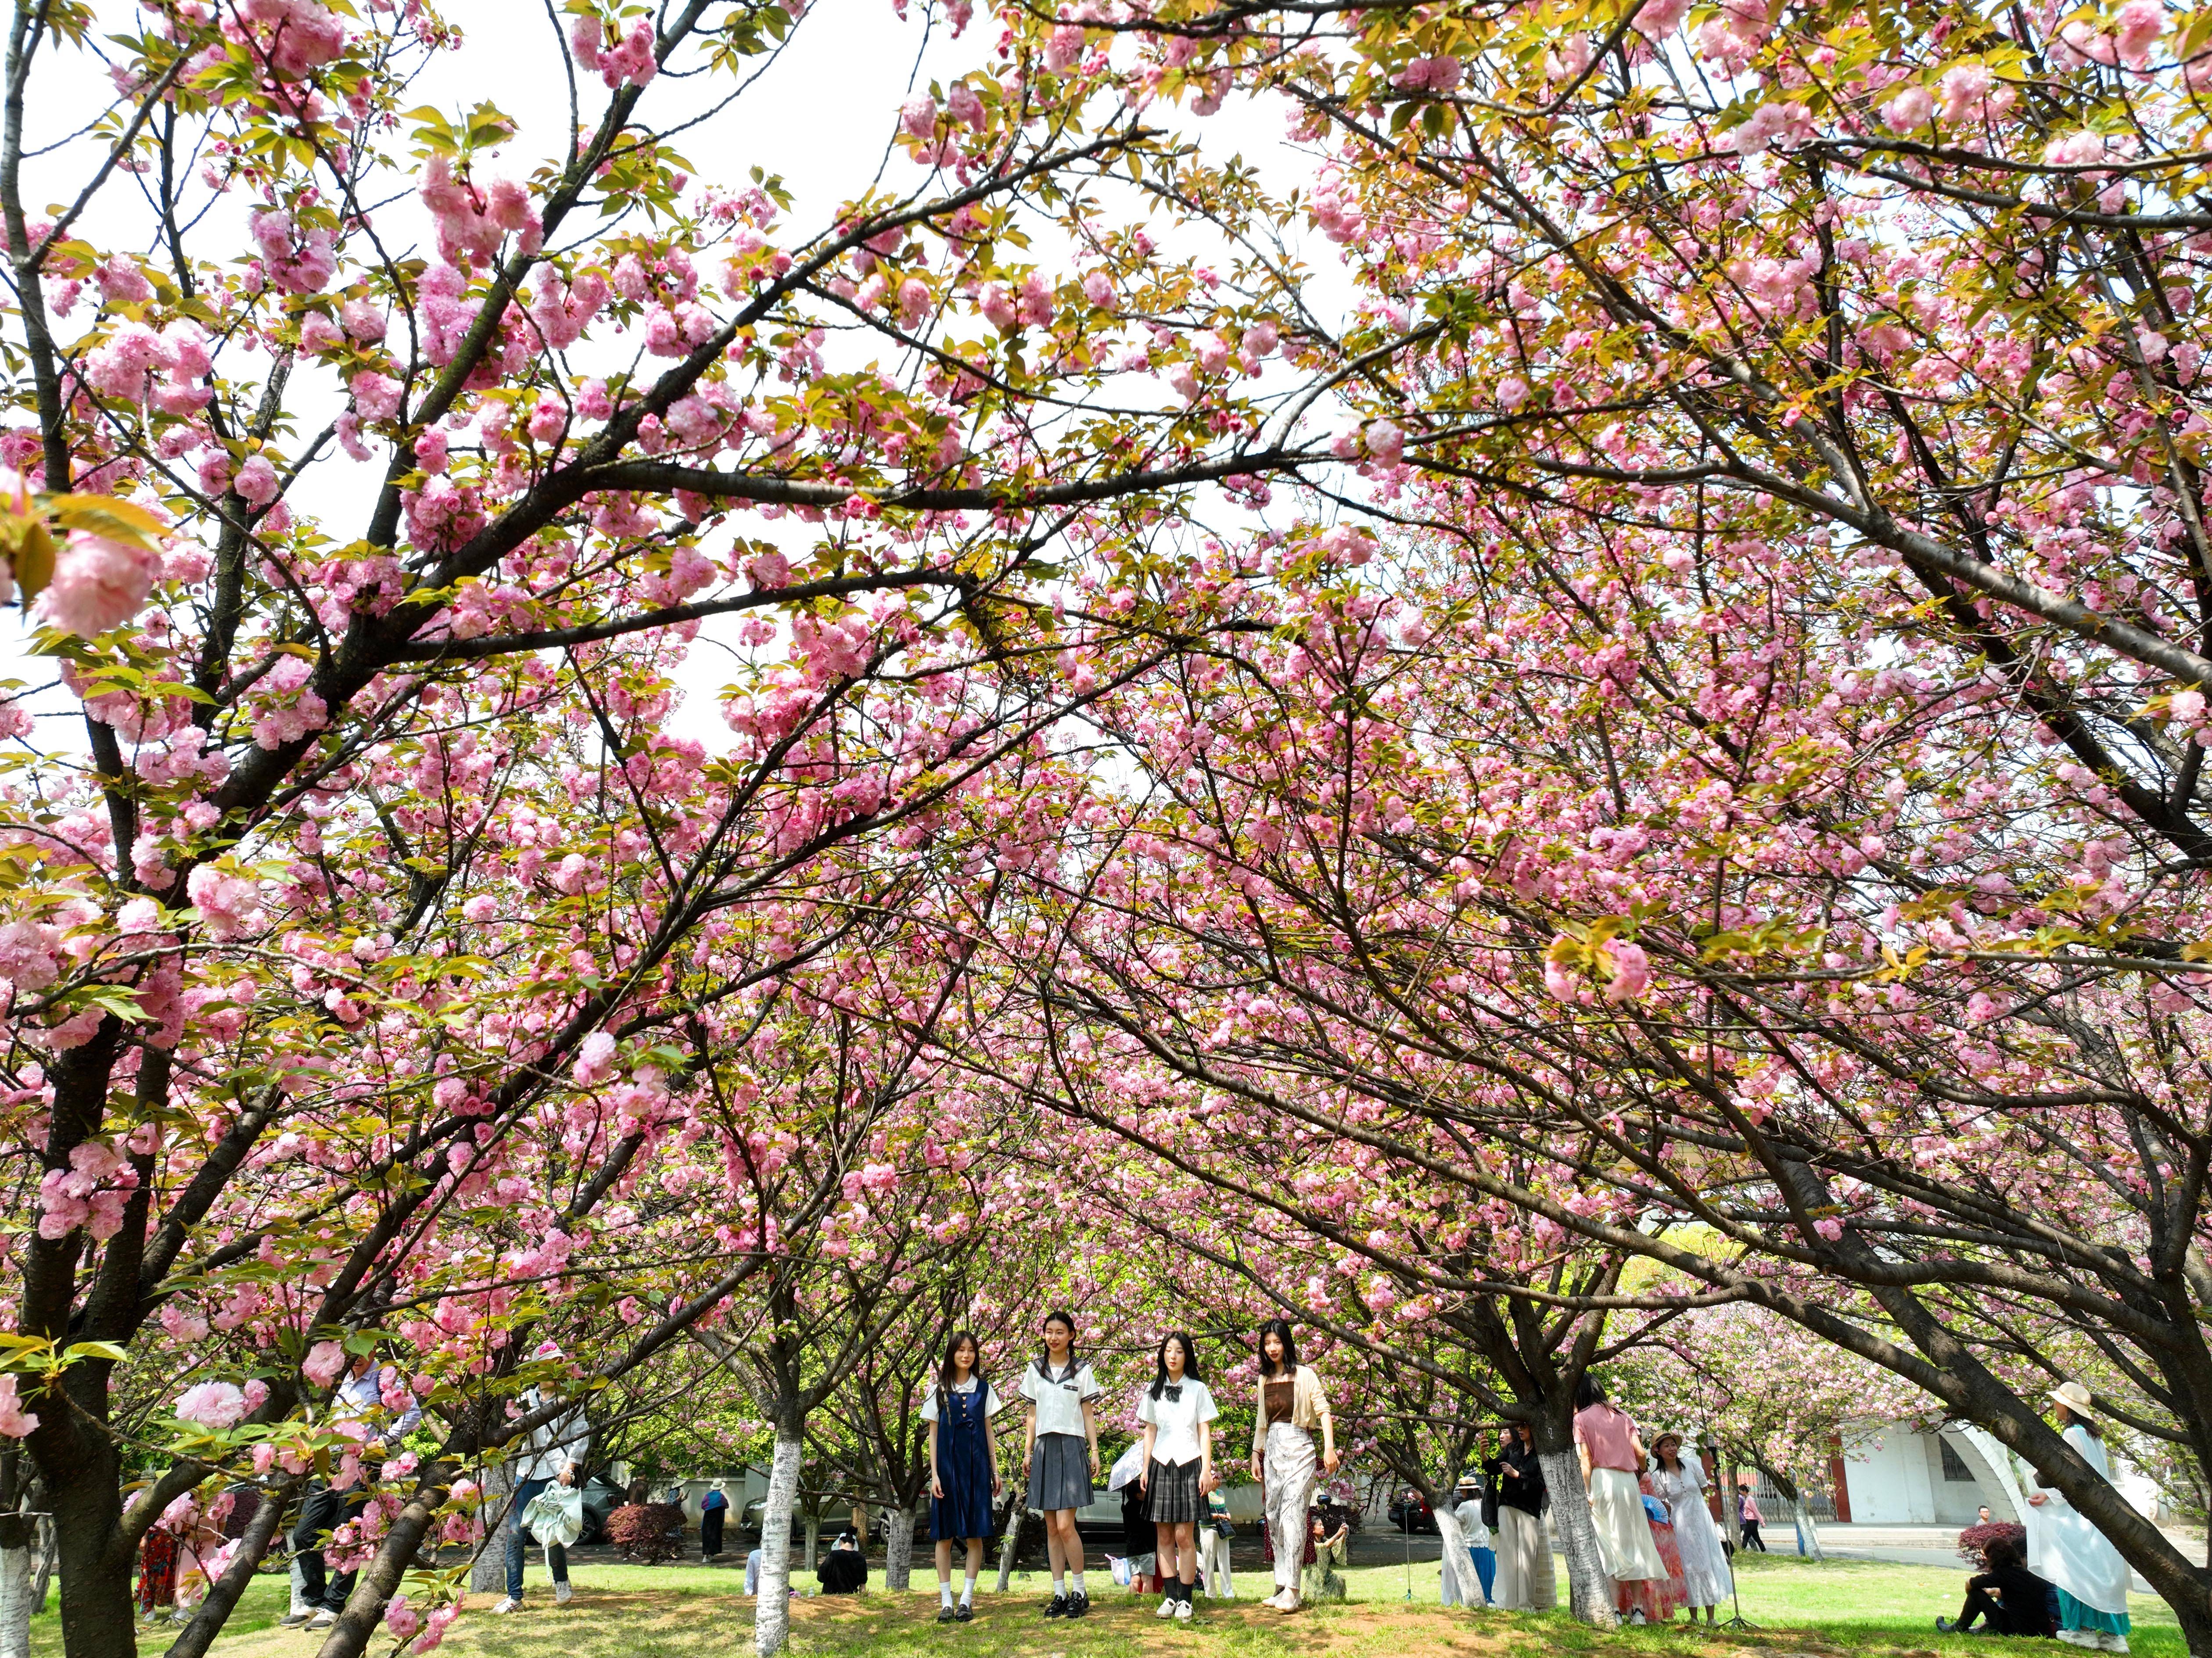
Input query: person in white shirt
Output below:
<box><xmin>1138</xmin><ymin>1332</ymin><xmax>1217</xmax><ymax>1623</ymax></box>
<box><xmin>492</xmin><ymin>1360</ymin><xmax>588</xmax><ymax>1615</ymax></box>
<box><xmin>1441</xmin><ymin>1473</ymin><xmax>1495</xmax><ymax>1606</ymax></box>
<box><xmin>1019</xmin><ymin>1310</ymin><xmax>1101</xmax><ymax>1621</ymax></box>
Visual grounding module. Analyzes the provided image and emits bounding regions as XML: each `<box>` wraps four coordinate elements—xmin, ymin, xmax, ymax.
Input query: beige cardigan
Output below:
<box><xmin>1252</xmin><ymin>1365</ymin><xmax>1330</xmax><ymax>1455</ymax></box>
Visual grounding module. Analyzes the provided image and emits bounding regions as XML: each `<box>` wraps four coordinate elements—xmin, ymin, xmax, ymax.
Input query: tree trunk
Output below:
<box><xmin>30</xmin><ymin>1519</ymin><xmax>53</xmax><ymax>1617</ymax></box>
<box><xmin>164</xmin><ymin>1478</ymin><xmax>295</xmax><ymax>1658</ymax></box>
<box><xmin>804</xmin><ymin>1500</ymin><xmax>819</xmax><ymax>1573</ymax></box>
<box><xmin>311</xmin><ymin>1476</ymin><xmax>449</xmax><ymax>1658</ymax></box>
<box><xmin>992</xmin><ymin>1488</ymin><xmax>1024</xmax><ymax>1592</ymax></box>
<box><xmin>1536</xmin><ymin>1446</ymin><xmax>1615</xmax><ymax>1627</ymax></box>
<box><xmin>0</xmin><ymin>1530</ymin><xmax>33</xmax><ymax>1658</ymax></box>
<box><xmin>754</xmin><ymin>1425</ymin><xmax>803</xmax><ymax>1657</ymax></box>
<box><xmin>1434</xmin><ymin>1497</ymin><xmax>1476</xmax><ymax>1605</ymax></box>
<box><xmin>1791</xmin><ymin>1496</ymin><xmax>1824</xmax><ymax>1561</ymax></box>
<box><xmin>47</xmin><ymin>1437</ymin><xmax>139</xmax><ymax>1658</ymax></box>
<box><xmin>883</xmin><ymin>1507</ymin><xmax>914</xmax><ymax>1590</ymax></box>
<box><xmin>469</xmin><ymin>1463</ymin><xmax>513</xmax><ymax>1596</ymax></box>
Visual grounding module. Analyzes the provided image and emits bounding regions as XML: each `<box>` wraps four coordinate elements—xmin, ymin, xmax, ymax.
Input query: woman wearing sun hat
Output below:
<box><xmin>2025</xmin><ymin>1382</ymin><xmax>2133</xmax><ymax>1653</ymax></box>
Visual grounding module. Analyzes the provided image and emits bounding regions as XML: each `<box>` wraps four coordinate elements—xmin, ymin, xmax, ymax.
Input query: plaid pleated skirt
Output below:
<box><xmin>1146</xmin><ymin>1458</ymin><xmax>1204</xmax><ymax>1524</ymax></box>
<box><xmin>1028</xmin><ymin>1432</ymin><xmax>1093</xmax><ymax>1511</ymax></box>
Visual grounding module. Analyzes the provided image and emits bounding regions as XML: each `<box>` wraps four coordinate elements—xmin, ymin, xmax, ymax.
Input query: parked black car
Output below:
<box><xmin>1387</xmin><ymin>1489</ymin><xmax>1437</xmax><ymax>1533</ymax></box>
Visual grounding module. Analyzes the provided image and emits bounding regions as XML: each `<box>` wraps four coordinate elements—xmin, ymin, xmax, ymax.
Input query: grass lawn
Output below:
<box><xmin>45</xmin><ymin>1551</ymin><xmax>2183</xmax><ymax>1657</ymax></box>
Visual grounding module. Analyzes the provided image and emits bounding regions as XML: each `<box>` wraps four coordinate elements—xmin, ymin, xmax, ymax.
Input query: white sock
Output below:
<box><xmin>1053</xmin><ymin>1568</ymin><xmax>1066</xmax><ymax>1593</ymax></box>
<box><xmin>1071</xmin><ymin>1572</ymin><xmax>1086</xmax><ymax>1596</ymax></box>
<box><xmin>961</xmin><ymin>1576</ymin><xmax>977</xmax><ymax>1607</ymax></box>
<box><xmin>940</xmin><ymin>1584</ymin><xmax>954</xmax><ymax>1608</ymax></box>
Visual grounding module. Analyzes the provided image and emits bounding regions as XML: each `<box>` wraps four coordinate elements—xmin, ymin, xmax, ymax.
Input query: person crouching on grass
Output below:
<box><xmin>1138</xmin><ymin>1331</ymin><xmax>1218</xmax><ymax>1623</ymax></box>
<box><xmin>1020</xmin><ymin>1309</ymin><xmax>1102</xmax><ymax>1620</ymax></box>
<box><xmin>923</xmin><ymin>1330</ymin><xmax>1004</xmax><ymax>1623</ymax></box>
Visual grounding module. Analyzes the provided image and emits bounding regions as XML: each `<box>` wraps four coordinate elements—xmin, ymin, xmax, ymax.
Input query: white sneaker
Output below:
<box><xmin>492</xmin><ymin>1597</ymin><xmax>521</xmax><ymax>1614</ymax></box>
<box><xmin>1630</xmin><ymin>1609</ymin><xmax>1647</xmax><ymax>1626</ymax></box>
<box><xmin>553</xmin><ymin>1582</ymin><xmax>572</xmax><ymax>1604</ymax></box>
<box><xmin>1175</xmin><ymin>1597</ymin><xmax>1193</xmax><ymax>1621</ymax></box>
<box><xmin>1156</xmin><ymin>1595</ymin><xmax>1178</xmax><ymax>1619</ymax></box>
<box><xmin>305</xmin><ymin>1610</ymin><xmax>337</xmax><ymax>1630</ymax></box>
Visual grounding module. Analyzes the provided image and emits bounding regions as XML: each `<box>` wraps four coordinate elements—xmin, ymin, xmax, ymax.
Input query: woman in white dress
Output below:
<box><xmin>2026</xmin><ymin>1382</ymin><xmax>2133</xmax><ymax>1653</ymax></box>
<box><xmin>1648</xmin><ymin>1433</ymin><xmax>1730</xmax><ymax>1622</ymax></box>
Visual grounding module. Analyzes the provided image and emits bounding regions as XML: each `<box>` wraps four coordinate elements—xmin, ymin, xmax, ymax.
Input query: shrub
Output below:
<box><xmin>1957</xmin><ymin>1521</ymin><xmax>2026</xmax><ymax>1565</ymax></box>
<box><xmin>607</xmin><ymin>1503</ymin><xmax>686</xmax><ymax>1565</ymax></box>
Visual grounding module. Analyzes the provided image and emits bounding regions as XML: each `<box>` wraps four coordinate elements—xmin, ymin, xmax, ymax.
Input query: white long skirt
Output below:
<box><xmin>1588</xmin><ymin>1468</ymin><xmax>1666</xmax><ymax>1582</ymax></box>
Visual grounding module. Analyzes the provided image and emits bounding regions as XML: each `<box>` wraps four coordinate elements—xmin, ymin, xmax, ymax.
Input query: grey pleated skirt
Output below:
<box><xmin>1146</xmin><ymin>1458</ymin><xmax>1203</xmax><ymax>1523</ymax></box>
<box><xmin>1028</xmin><ymin>1432</ymin><xmax>1093</xmax><ymax>1511</ymax></box>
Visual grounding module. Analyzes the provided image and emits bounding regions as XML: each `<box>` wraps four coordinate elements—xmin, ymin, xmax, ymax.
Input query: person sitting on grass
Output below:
<box><xmin>1938</xmin><ymin>1535</ymin><xmax>2056</xmax><ymax>1638</ymax></box>
<box><xmin>818</xmin><ymin>1529</ymin><xmax>869</xmax><ymax>1596</ymax></box>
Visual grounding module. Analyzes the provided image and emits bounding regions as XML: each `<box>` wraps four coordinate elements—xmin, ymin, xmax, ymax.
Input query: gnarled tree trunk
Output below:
<box><xmin>1433</xmin><ymin>1495</ymin><xmax>1478</xmax><ymax>1606</ymax></box>
<box><xmin>1536</xmin><ymin>1446</ymin><xmax>1615</xmax><ymax>1626</ymax></box>
<box><xmin>883</xmin><ymin>1507</ymin><xmax>914</xmax><ymax>1590</ymax></box>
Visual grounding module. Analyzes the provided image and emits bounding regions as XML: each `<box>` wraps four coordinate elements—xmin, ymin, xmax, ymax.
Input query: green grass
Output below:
<box><xmin>38</xmin><ymin>1550</ymin><xmax>2184</xmax><ymax>1657</ymax></box>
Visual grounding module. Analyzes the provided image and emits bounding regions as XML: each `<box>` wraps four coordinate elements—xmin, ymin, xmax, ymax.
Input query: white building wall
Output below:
<box><xmin>1842</xmin><ymin>1426</ymin><xmax>1939</xmax><ymax>1522</ymax></box>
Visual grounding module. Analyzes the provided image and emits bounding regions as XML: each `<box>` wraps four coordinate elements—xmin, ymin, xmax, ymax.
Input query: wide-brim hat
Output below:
<box><xmin>2048</xmin><ymin>1381</ymin><xmax>2096</xmax><ymax>1416</ymax></box>
<box><xmin>1456</xmin><ymin>1474</ymin><xmax>1480</xmax><ymax>1491</ymax></box>
<box><xmin>1652</xmin><ymin>1430</ymin><xmax>1686</xmax><ymax>1448</ymax></box>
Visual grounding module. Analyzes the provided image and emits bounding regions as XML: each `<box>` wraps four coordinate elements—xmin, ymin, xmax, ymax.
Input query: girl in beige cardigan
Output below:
<box><xmin>1248</xmin><ymin>1320</ymin><xmax>1338</xmax><ymax>1612</ymax></box>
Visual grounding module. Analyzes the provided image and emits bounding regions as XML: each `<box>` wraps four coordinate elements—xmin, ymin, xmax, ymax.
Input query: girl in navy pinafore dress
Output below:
<box><xmin>924</xmin><ymin>1331</ymin><xmax>1004</xmax><ymax>1621</ymax></box>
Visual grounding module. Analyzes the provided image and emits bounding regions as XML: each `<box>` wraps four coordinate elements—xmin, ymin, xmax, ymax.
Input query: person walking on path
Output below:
<box><xmin>1736</xmin><ymin>1481</ymin><xmax>1767</xmax><ymax>1552</ymax></box>
<box><xmin>1020</xmin><ymin>1310</ymin><xmax>1101</xmax><ymax>1620</ymax></box>
<box><xmin>701</xmin><ymin>1481</ymin><xmax>730</xmax><ymax>1560</ymax></box>
<box><xmin>1650</xmin><ymin>1433</ymin><xmax>1730</xmax><ymax>1622</ymax></box>
<box><xmin>1486</xmin><ymin>1423</ymin><xmax>1556</xmax><ymax>1611</ymax></box>
<box><xmin>283</xmin><ymin>1346</ymin><xmax>422</xmax><ymax>1630</ymax></box>
<box><xmin>924</xmin><ymin>1331</ymin><xmax>1004</xmax><ymax>1624</ymax></box>
<box><xmin>1247</xmin><ymin>1319</ymin><xmax>1336</xmax><ymax>1614</ymax></box>
<box><xmin>1139</xmin><ymin>1331</ymin><xmax>1217</xmax><ymax>1623</ymax></box>
<box><xmin>492</xmin><ymin>1358</ymin><xmax>587</xmax><ymax>1615</ymax></box>
<box><xmin>1574</xmin><ymin>1376</ymin><xmax>1665</xmax><ymax>1589</ymax></box>
<box><xmin>2027</xmin><ymin>1382</ymin><xmax>2134</xmax><ymax>1653</ymax></box>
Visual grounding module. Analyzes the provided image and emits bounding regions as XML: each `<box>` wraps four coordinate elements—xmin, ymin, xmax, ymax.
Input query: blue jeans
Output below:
<box><xmin>1469</xmin><ymin>1547</ymin><xmax>1497</xmax><ymax>1604</ymax></box>
<box><xmin>504</xmin><ymin>1479</ymin><xmax>570</xmax><ymax>1600</ymax></box>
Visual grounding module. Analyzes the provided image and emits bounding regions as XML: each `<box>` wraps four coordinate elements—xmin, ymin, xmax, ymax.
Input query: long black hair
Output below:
<box><xmin>1149</xmin><ymin>1331</ymin><xmax>1202</xmax><ymax>1399</ymax></box>
<box><xmin>937</xmin><ymin>1330</ymin><xmax>985</xmax><ymax>1415</ymax></box>
<box><xmin>1572</xmin><ymin>1372</ymin><xmax>1609</xmax><ymax>1412</ymax></box>
<box><xmin>1257</xmin><ymin>1318</ymin><xmax>1299</xmax><ymax>1378</ymax></box>
<box><xmin>1034</xmin><ymin>1308</ymin><xmax>1079</xmax><ymax>1382</ymax></box>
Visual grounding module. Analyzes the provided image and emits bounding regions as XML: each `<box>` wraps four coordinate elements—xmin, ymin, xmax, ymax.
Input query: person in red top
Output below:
<box><xmin>1572</xmin><ymin>1375</ymin><xmax>1666</xmax><ymax>1610</ymax></box>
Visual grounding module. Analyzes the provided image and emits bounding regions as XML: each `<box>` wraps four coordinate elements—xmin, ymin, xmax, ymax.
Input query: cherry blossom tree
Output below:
<box><xmin>0</xmin><ymin>0</ymin><xmax>1386</xmax><ymax>1650</ymax></box>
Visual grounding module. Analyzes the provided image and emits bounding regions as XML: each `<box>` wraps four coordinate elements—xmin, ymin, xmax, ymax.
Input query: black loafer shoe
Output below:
<box><xmin>1067</xmin><ymin>1592</ymin><xmax>1089</xmax><ymax>1619</ymax></box>
<box><xmin>955</xmin><ymin>1604</ymin><xmax>974</xmax><ymax>1622</ymax></box>
<box><xmin>937</xmin><ymin>1605</ymin><xmax>957</xmax><ymax>1623</ymax></box>
<box><xmin>1044</xmin><ymin>1593</ymin><xmax>1068</xmax><ymax>1619</ymax></box>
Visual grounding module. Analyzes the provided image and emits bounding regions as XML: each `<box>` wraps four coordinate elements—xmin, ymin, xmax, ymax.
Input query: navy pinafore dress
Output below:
<box><xmin>931</xmin><ymin>1383</ymin><xmax>995</xmax><ymax>1542</ymax></box>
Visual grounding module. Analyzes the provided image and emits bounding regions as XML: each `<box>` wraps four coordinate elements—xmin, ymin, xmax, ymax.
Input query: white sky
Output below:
<box><xmin>0</xmin><ymin>1</ymin><xmax>1352</xmax><ymax>757</ymax></box>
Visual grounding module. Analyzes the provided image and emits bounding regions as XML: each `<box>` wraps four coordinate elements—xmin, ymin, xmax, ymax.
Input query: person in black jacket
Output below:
<box><xmin>818</xmin><ymin>1529</ymin><xmax>869</xmax><ymax>1595</ymax></box>
<box><xmin>1938</xmin><ymin>1536</ymin><xmax>2054</xmax><ymax>1636</ymax></box>
<box><xmin>1484</xmin><ymin>1425</ymin><xmax>1556</xmax><ymax>1611</ymax></box>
